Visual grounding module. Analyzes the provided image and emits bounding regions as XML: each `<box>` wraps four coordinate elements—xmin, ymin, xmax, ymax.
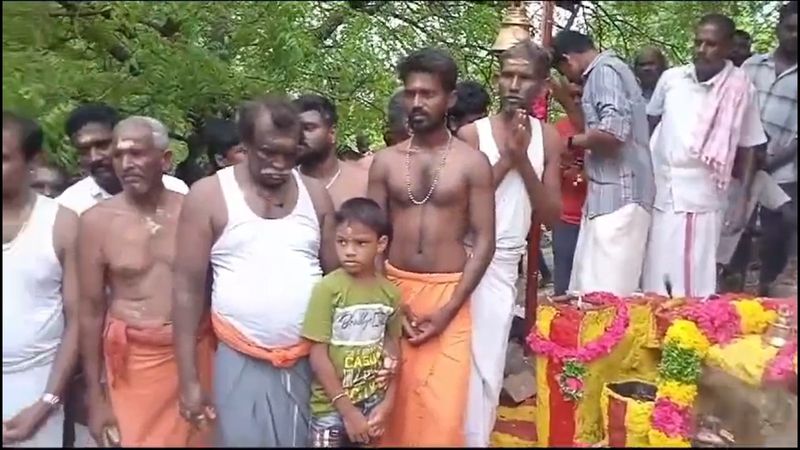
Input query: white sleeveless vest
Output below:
<box><xmin>474</xmin><ymin>116</ymin><xmax>545</xmax><ymax>252</ymax></box>
<box><xmin>3</xmin><ymin>195</ymin><xmax>64</xmax><ymax>373</ymax></box>
<box><xmin>210</xmin><ymin>167</ymin><xmax>322</xmax><ymax>348</ymax></box>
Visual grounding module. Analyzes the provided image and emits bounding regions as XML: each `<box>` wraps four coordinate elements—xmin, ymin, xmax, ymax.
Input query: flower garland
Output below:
<box><xmin>764</xmin><ymin>339</ymin><xmax>798</xmax><ymax>384</ymax></box>
<box><xmin>650</xmin><ymin>298</ymin><xmax>779</xmax><ymax>447</ymax></box>
<box><xmin>527</xmin><ymin>293</ymin><xmax>630</xmax><ymax>401</ymax></box>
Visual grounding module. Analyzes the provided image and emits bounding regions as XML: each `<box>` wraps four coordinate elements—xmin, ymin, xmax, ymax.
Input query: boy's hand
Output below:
<box><xmin>343</xmin><ymin>409</ymin><xmax>371</xmax><ymax>444</ymax></box>
<box><xmin>376</xmin><ymin>355</ymin><xmax>399</xmax><ymax>388</ymax></box>
<box><xmin>367</xmin><ymin>400</ymin><xmax>391</xmax><ymax>439</ymax></box>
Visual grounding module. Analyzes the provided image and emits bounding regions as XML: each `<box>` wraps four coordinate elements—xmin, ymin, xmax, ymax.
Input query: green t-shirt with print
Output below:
<box><xmin>301</xmin><ymin>269</ymin><xmax>402</xmax><ymax>416</ymax></box>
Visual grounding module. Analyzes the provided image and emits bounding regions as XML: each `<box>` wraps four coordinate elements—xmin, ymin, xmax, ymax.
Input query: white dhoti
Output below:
<box><xmin>465</xmin><ymin>248</ymin><xmax>522</xmax><ymax>447</ymax></box>
<box><xmin>2</xmin><ymin>363</ymin><xmax>64</xmax><ymax>448</ymax></box>
<box><xmin>569</xmin><ymin>203</ymin><xmax>651</xmax><ymax>296</ymax></box>
<box><xmin>642</xmin><ymin>207</ymin><xmax>721</xmax><ymax>297</ymax></box>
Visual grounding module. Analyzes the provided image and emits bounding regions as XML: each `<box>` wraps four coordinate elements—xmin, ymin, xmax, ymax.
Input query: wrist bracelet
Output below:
<box><xmin>331</xmin><ymin>392</ymin><xmax>348</xmax><ymax>404</ymax></box>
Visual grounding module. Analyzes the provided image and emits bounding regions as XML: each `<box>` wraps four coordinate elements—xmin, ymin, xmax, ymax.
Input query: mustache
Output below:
<box><xmin>408</xmin><ymin>108</ymin><xmax>427</xmax><ymax>118</ymax></box>
<box><xmin>89</xmin><ymin>160</ymin><xmax>113</xmax><ymax>173</ymax></box>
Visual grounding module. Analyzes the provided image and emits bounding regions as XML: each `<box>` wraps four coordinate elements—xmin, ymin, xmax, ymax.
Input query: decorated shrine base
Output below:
<box><xmin>491</xmin><ymin>397</ymin><xmax>538</xmax><ymax>447</ymax></box>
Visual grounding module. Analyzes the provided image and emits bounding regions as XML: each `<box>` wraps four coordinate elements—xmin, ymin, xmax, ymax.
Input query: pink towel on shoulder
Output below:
<box><xmin>689</xmin><ymin>63</ymin><xmax>753</xmax><ymax>190</ymax></box>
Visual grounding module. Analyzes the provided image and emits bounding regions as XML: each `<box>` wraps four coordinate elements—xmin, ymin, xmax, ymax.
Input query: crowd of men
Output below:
<box><xmin>2</xmin><ymin>2</ymin><xmax>797</xmax><ymax>448</ymax></box>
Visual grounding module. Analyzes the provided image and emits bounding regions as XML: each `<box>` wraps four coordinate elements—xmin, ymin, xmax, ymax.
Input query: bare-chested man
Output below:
<box><xmin>367</xmin><ymin>48</ymin><xmax>495</xmax><ymax>446</ymax></box>
<box><xmin>78</xmin><ymin>117</ymin><xmax>214</xmax><ymax>447</ymax></box>
<box><xmin>3</xmin><ymin>112</ymin><xmax>80</xmax><ymax>447</ymax></box>
<box><xmin>457</xmin><ymin>41</ymin><xmax>563</xmax><ymax>447</ymax></box>
<box><xmin>294</xmin><ymin>94</ymin><xmax>372</xmax><ymax>208</ymax></box>
<box><xmin>173</xmin><ymin>96</ymin><xmax>338</xmax><ymax>447</ymax></box>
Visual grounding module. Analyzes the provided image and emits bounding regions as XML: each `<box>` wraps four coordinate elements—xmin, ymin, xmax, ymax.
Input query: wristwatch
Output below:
<box><xmin>41</xmin><ymin>393</ymin><xmax>61</xmax><ymax>407</ymax></box>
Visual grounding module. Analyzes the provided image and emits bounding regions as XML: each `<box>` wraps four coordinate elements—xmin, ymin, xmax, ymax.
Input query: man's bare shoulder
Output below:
<box><xmin>79</xmin><ymin>198</ymin><xmax>122</xmax><ymax>232</ymax></box>
<box><xmin>456</xmin><ymin>122</ymin><xmax>480</xmax><ymax>150</ymax></box>
<box><xmin>453</xmin><ymin>138</ymin><xmax>490</xmax><ymax>166</ymax></box>
<box><xmin>368</xmin><ymin>145</ymin><xmax>406</xmax><ymax>173</ymax></box>
<box><xmin>186</xmin><ymin>174</ymin><xmax>220</xmax><ymax>198</ymax></box>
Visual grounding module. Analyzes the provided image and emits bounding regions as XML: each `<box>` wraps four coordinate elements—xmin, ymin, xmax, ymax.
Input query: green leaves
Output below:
<box><xmin>5</xmin><ymin>1</ymin><xmax>776</xmax><ymax>174</ymax></box>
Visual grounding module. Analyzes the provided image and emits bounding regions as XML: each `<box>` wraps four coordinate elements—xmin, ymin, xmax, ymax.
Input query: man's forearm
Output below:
<box><xmin>492</xmin><ymin>156</ymin><xmax>514</xmax><ymax>189</ymax></box>
<box><xmin>572</xmin><ymin>129</ymin><xmax>624</xmax><ymax>157</ymax></box>
<box><xmin>739</xmin><ymin>147</ymin><xmax>758</xmax><ymax>194</ymax></box>
<box><xmin>173</xmin><ymin>285</ymin><xmax>205</xmax><ymax>386</ymax></box>
<box><xmin>80</xmin><ymin>307</ymin><xmax>107</xmax><ymax>400</ymax></box>
<box><xmin>44</xmin><ymin>320</ymin><xmax>79</xmax><ymax>398</ymax></box>
<box><xmin>517</xmin><ymin>159</ymin><xmax>560</xmax><ymax>225</ymax></box>
<box><xmin>766</xmin><ymin>140</ymin><xmax>798</xmax><ymax>173</ymax></box>
<box><xmin>447</xmin><ymin>235</ymin><xmax>495</xmax><ymax>313</ymax></box>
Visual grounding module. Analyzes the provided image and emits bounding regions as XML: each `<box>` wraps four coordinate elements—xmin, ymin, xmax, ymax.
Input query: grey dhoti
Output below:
<box><xmin>214</xmin><ymin>342</ymin><xmax>312</xmax><ymax>447</ymax></box>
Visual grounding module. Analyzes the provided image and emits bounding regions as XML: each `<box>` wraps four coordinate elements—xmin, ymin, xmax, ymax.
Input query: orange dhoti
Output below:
<box><xmin>382</xmin><ymin>264</ymin><xmax>472</xmax><ymax>447</ymax></box>
<box><xmin>103</xmin><ymin>316</ymin><xmax>214</xmax><ymax>447</ymax></box>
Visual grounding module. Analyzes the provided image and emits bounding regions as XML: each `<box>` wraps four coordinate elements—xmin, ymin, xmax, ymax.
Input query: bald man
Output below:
<box><xmin>634</xmin><ymin>47</ymin><xmax>668</xmax><ymax>102</ymax></box>
<box><xmin>78</xmin><ymin>117</ymin><xmax>213</xmax><ymax>447</ymax></box>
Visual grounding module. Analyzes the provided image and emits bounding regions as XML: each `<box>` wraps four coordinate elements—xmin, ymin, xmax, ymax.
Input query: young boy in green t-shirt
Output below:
<box><xmin>302</xmin><ymin>197</ymin><xmax>401</xmax><ymax>447</ymax></box>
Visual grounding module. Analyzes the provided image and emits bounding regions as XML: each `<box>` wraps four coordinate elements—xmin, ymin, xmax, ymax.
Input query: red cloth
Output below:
<box><xmin>554</xmin><ymin>118</ymin><xmax>587</xmax><ymax>225</ymax></box>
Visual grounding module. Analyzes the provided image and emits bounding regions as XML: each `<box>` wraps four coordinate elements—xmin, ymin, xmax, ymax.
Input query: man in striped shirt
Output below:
<box><xmin>551</xmin><ymin>30</ymin><xmax>655</xmax><ymax>296</ymax></box>
<box><xmin>742</xmin><ymin>1</ymin><xmax>798</xmax><ymax>295</ymax></box>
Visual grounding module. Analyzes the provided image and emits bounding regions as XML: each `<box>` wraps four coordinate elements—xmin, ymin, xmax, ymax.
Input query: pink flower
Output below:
<box><xmin>527</xmin><ymin>294</ymin><xmax>630</xmax><ymax>364</ymax></box>
<box><xmin>652</xmin><ymin>398</ymin><xmax>691</xmax><ymax>438</ymax></box>
<box><xmin>764</xmin><ymin>340</ymin><xmax>797</xmax><ymax>383</ymax></box>
<box><xmin>564</xmin><ymin>377</ymin><xmax>583</xmax><ymax>392</ymax></box>
<box><xmin>682</xmin><ymin>299</ymin><xmax>740</xmax><ymax>345</ymax></box>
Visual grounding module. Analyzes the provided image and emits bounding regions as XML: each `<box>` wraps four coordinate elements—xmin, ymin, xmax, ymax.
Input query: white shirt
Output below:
<box><xmin>57</xmin><ymin>174</ymin><xmax>189</xmax><ymax>216</ymax></box>
<box><xmin>646</xmin><ymin>63</ymin><xmax>767</xmax><ymax>213</ymax></box>
<box><xmin>473</xmin><ymin>116</ymin><xmax>545</xmax><ymax>252</ymax></box>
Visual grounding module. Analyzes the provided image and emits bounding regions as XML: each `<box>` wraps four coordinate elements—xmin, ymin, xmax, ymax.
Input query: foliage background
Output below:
<box><xmin>2</xmin><ymin>1</ymin><xmax>780</xmax><ymax>173</ymax></box>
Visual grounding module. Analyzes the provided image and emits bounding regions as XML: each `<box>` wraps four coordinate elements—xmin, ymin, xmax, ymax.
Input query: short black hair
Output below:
<box><xmin>237</xmin><ymin>95</ymin><xmax>301</xmax><ymax>145</ymax></box>
<box><xmin>698</xmin><ymin>13</ymin><xmax>736</xmax><ymax>41</ymax></box>
<box><xmin>733</xmin><ymin>29</ymin><xmax>752</xmax><ymax>42</ymax></box>
<box><xmin>397</xmin><ymin>47</ymin><xmax>459</xmax><ymax>93</ymax></box>
<box><xmin>3</xmin><ymin>110</ymin><xmax>44</xmax><ymax>161</ymax></box>
<box><xmin>335</xmin><ymin>197</ymin><xmax>392</xmax><ymax>240</ymax></box>
<box><xmin>500</xmin><ymin>40</ymin><xmax>552</xmax><ymax>79</ymax></box>
<box><xmin>450</xmin><ymin>81</ymin><xmax>490</xmax><ymax>122</ymax></box>
<box><xmin>64</xmin><ymin>103</ymin><xmax>120</xmax><ymax>138</ymax></box>
<box><xmin>293</xmin><ymin>94</ymin><xmax>338</xmax><ymax>127</ymax></box>
<box><xmin>779</xmin><ymin>1</ymin><xmax>798</xmax><ymax>24</ymax></box>
<box><xmin>386</xmin><ymin>90</ymin><xmax>407</xmax><ymax>134</ymax></box>
<box><xmin>551</xmin><ymin>30</ymin><xmax>595</xmax><ymax>66</ymax></box>
<box><xmin>202</xmin><ymin>118</ymin><xmax>240</xmax><ymax>161</ymax></box>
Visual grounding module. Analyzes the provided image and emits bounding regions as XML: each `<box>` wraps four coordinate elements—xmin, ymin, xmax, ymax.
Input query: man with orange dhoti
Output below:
<box><xmin>78</xmin><ymin>117</ymin><xmax>214</xmax><ymax>447</ymax></box>
<box><xmin>367</xmin><ymin>48</ymin><xmax>496</xmax><ymax>446</ymax></box>
<box><xmin>173</xmin><ymin>96</ymin><xmax>339</xmax><ymax>446</ymax></box>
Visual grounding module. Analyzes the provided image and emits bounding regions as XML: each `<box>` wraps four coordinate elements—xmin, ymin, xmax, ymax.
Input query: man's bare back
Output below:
<box><xmin>81</xmin><ymin>190</ymin><xmax>184</xmax><ymax>328</ymax></box>
<box><xmin>368</xmin><ymin>138</ymin><xmax>494</xmax><ymax>273</ymax></box>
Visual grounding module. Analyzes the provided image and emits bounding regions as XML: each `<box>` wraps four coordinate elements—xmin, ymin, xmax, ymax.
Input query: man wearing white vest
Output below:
<box><xmin>457</xmin><ymin>41</ymin><xmax>563</xmax><ymax>447</ymax></box>
<box><xmin>3</xmin><ymin>112</ymin><xmax>80</xmax><ymax>447</ymax></box>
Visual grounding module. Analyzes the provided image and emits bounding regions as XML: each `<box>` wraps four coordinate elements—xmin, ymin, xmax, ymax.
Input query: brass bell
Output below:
<box><xmin>492</xmin><ymin>1</ymin><xmax>532</xmax><ymax>55</ymax></box>
<box><xmin>763</xmin><ymin>305</ymin><xmax>796</xmax><ymax>348</ymax></box>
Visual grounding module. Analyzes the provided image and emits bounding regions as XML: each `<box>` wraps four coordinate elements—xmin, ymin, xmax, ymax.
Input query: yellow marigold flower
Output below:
<box><xmin>664</xmin><ymin>320</ymin><xmax>710</xmax><ymax>357</ymax></box>
<box><xmin>734</xmin><ymin>299</ymin><xmax>777</xmax><ymax>335</ymax></box>
<box><xmin>656</xmin><ymin>380</ymin><xmax>697</xmax><ymax>407</ymax></box>
<box><xmin>648</xmin><ymin>429</ymin><xmax>691</xmax><ymax>448</ymax></box>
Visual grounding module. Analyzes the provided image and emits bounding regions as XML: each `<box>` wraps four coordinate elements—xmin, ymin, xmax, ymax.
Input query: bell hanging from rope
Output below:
<box><xmin>492</xmin><ymin>1</ymin><xmax>533</xmax><ymax>55</ymax></box>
